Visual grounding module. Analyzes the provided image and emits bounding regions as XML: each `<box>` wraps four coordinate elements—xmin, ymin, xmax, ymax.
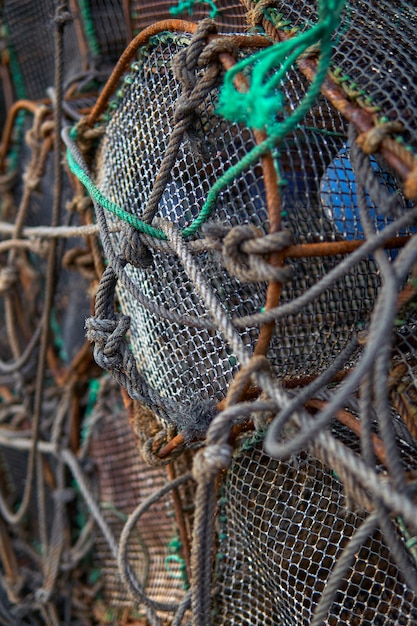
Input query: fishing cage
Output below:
<box><xmin>0</xmin><ymin>1</ymin><xmax>417</xmax><ymax>625</ymax></box>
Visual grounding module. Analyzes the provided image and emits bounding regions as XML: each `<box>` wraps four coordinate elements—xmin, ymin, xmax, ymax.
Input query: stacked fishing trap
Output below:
<box><xmin>1</xmin><ymin>0</ymin><xmax>417</xmax><ymax>624</ymax></box>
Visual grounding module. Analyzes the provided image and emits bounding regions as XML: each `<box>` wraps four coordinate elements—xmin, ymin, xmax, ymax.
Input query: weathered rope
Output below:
<box><xmin>203</xmin><ymin>223</ymin><xmax>294</xmax><ymax>283</ymax></box>
<box><xmin>232</xmin><ymin>206</ymin><xmax>417</xmax><ymax>328</ymax></box>
<box><xmin>63</xmin><ymin>126</ymin><xmax>216</xmax><ymax>330</ymax></box>
<box><xmin>118</xmin><ymin>473</ymin><xmax>193</xmax><ymax>613</ymax></box>
<box><xmin>350</xmin><ymin>123</ymin><xmax>412</xmax><ymax>490</ymax></box>
<box><xmin>141</xmin><ymin>18</ymin><xmax>220</xmax><ymax>225</ymax></box>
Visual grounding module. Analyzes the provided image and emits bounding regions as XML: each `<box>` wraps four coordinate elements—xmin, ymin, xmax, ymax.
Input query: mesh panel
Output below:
<box><xmin>95</xmin><ymin>32</ymin><xmax>413</xmax><ymax>407</ymax></box>
<box><xmin>215</xmin><ymin>439</ymin><xmax>417</xmax><ymax>625</ymax></box>
<box><xmin>87</xmin><ymin>0</ymin><xmax>129</xmax><ymax>63</ymax></box>
<box><xmin>267</xmin><ymin>0</ymin><xmax>417</xmax><ymax>152</ymax></box>
<box><xmin>2</xmin><ymin>0</ymin><xmax>83</xmax><ymax>100</ymax></box>
<box><xmin>87</xmin><ymin>382</ymin><xmax>190</xmax><ymax>612</ymax></box>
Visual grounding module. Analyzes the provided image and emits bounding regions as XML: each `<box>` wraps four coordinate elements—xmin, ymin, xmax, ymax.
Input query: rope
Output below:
<box><xmin>192</xmin><ymin>0</ymin><xmax>345</xmax><ymax>225</ymax></box>
<box><xmin>85</xmin><ymin>263</ymin><xmax>218</xmax><ymax>435</ymax></box>
<box><xmin>232</xmin><ymin>206</ymin><xmax>417</xmax><ymax>328</ymax></box>
<box><xmin>62</xmin><ymin>449</ymin><xmax>119</xmax><ymax>561</ymax></box>
<box><xmin>0</xmin><ymin>2</ymin><xmax>68</xmax><ymax>528</ymax></box>
<box><xmin>210</xmin><ymin>223</ymin><xmax>294</xmax><ymax>283</ymax></box>
<box><xmin>141</xmin><ymin>19</ymin><xmax>220</xmax><ymax>225</ymax></box>
<box><xmin>63</xmin><ymin>127</ymin><xmax>217</xmax><ymax>331</ymax></box>
<box><xmin>118</xmin><ymin>473</ymin><xmax>193</xmax><ymax>613</ymax></box>
<box><xmin>350</xmin><ymin>123</ymin><xmax>410</xmax><ymax>490</ymax></box>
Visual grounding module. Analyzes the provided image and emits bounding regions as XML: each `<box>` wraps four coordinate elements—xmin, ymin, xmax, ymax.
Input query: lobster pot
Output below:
<box><xmin>213</xmin><ymin>436</ymin><xmax>417</xmax><ymax>625</ymax></box>
<box><xmin>129</xmin><ymin>0</ymin><xmax>248</xmax><ymax>35</ymax></box>
<box><xmin>86</xmin><ymin>379</ymin><xmax>193</xmax><ymax>613</ymax></box>
<box><xmin>271</xmin><ymin>0</ymin><xmax>417</xmax><ymax>152</ymax></box>
<box><xmin>92</xmin><ymin>29</ymin><xmax>413</xmax><ymax>410</ymax></box>
<box><xmin>1</xmin><ymin>0</ymin><xmax>83</xmax><ymax>100</ymax></box>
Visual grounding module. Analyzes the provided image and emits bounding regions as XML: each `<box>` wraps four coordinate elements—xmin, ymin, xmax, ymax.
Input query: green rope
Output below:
<box><xmin>170</xmin><ymin>0</ymin><xmax>218</xmax><ymax>19</ymax></box>
<box><xmin>77</xmin><ymin>0</ymin><xmax>101</xmax><ymax>58</ymax></box>
<box><xmin>203</xmin><ymin>0</ymin><xmax>346</xmax><ymax>220</ymax></box>
<box><xmin>65</xmin><ymin>143</ymin><xmax>167</xmax><ymax>240</ymax></box>
<box><xmin>3</xmin><ymin>25</ymin><xmax>27</xmax><ymax>172</ymax></box>
<box><xmin>65</xmin><ymin>124</ymin><xmax>218</xmax><ymax>240</ymax></box>
<box><xmin>217</xmin><ymin>0</ymin><xmax>345</xmax><ymax>131</ymax></box>
<box><xmin>165</xmin><ymin>536</ymin><xmax>189</xmax><ymax>589</ymax></box>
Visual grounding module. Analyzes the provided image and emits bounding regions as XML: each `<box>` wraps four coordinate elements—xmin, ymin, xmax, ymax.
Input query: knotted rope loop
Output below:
<box><xmin>73</xmin><ymin>118</ymin><xmax>105</xmax><ymax>158</ymax></box>
<box><xmin>356</xmin><ymin>121</ymin><xmax>404</xmax><ymax>155</ymax></box>
<box><xmin>142</xmin><ymin>428</ymin><xmax>184</xmax><ymax>466</ymax></box>
<box><xmin>140</xmin><ymin>20</ymin><xmax>222</xmax><ymax>226</ymax></box>
<box><xmin>173</xmin><ymin>19</ymin><xmax>218</xmax><ymax>88</ymax></box>
<box><xmin>85</xmin><ymin>315</ymin><xmax>131</xmax><ymax>370</ymax></box>
<box><xmin>197</xmin><ymin>37</ymin><xmax>239</xmax><ymax>67</ymax></box>
<box><xmin>246</xmin><ymin>0</ymin><xmax>279</xmax><ymax>27</ymax></box>
<box><xmin>53</xmin><ymin>4</ymin><xmax>72</xmax><ymax>27</ymax></box>
<box><xmin>120</xmin><ymin>224</ymin><xmax>153</xmax><ymax>269</ymax></box>
<box><xmin>172</xmin><ymin>20</ymin><xmax>222</xmax><ymax>126</ymax></box>
<box><xmin>66</xmin><ymin>194</ymin><xmax>92</xmax><ymax>214</ymax></box>
<box><xmin>222</xmin><ymin>224</ymin><xmax>294</xmax><ymax>283</ymax></box>
<box><xmin>24</xmin><ymin>106</ymin><xmax>50</xmax><ymax>150</ymax></box>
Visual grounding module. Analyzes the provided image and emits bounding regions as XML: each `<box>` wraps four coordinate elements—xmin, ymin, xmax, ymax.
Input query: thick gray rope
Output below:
<box><xmin>264</xmin><ymin>234</ymin><xmax>417</xmax><ymax>459</ymax></box>
<box><xmin>350</xmin><ymin>123</ymin><xmax>411</xmax><ymax>490</ymax></box>
<box><xmin>351</xmin><ymin>126</ymin><xmax>417</xmax><ymax>586</ymax></box>
<box><xmin>159</xmin><ymin>220</ymin><xmax>257</xmax><ymax>367</ymax></box>
<box><xmin>261</xmin><ymin>335</ymin><xmax>359</xmax><ymax>446</ymax></box>
<box><xmin>142</xmin><ymin>19</ymin><xmax>220</xmax><ymax>224</ymax></box>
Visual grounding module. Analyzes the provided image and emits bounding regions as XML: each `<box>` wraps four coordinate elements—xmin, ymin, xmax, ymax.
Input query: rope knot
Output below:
<box><xmin>53</xmin><ymin>9</ymin><xmax>72</xmax><ymax>27</ymax></box>
<box><xmin>120</xmin><ymin>225</ymin><xmax>153</xmax><ymax>269</ymax></box>
<box><xmin>66</xmin><ymin>194</ymin><xmax>92</xmax><ymax>214</ymax></box>
<box><xmin>246</xmin><ymin>0</ymin><xmax>277</xmax><ymax>27</ymax></box>
<box><xmin>197</xmin><ymin>37</ymin><xmax>238</xmax><ymax>68</ymax></box>
<box><xmin>85</xmin><ymin>315</ymin><xmax>131</xmax><ymax>370</ymax></box>
<box><xmin>74</xmin><ymin>118</ymin><xmax>104</xmax><ymax>158</ymax></box>
<box><xmin>62</xmin><ymin>246</ymin><xmax>96</xmax><ymax>279</ymax></box>
<box><xmin>222</xmin><ymin>224</ymin><xmax>294</xmax><ymax>283</ymax></box>
<box><xmin>192</xmin><ymin>443</ymin><xmax>232</xmax><ymax>483</ymax></box>
<box><xmin>356</xmin><ymin>121</ymin><xmax>404</xmax><ymax>155</ymax></box>
<box><xmin>142</xmin><ymin>427</ymin><xmax>184</xmax><ymax>466</ymax></box>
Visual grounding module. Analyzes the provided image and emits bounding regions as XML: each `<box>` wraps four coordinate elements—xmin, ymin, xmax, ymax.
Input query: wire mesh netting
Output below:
<box><xmin>1</xmin><ymin>0</ymin><xmax>417</xmax><ymax>625</ymax></box>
